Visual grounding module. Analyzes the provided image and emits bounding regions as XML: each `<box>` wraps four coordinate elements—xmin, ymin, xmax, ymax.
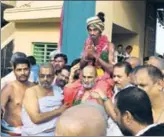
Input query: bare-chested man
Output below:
<box><xmin>21</xmin><ymin>63</ymin><xmax>69</xmax><ymax>136</ymax></box>
<box><xmin>1</xmin><ymin>58</ymin><xmax>33</xmax><ymax>136</ymax></box>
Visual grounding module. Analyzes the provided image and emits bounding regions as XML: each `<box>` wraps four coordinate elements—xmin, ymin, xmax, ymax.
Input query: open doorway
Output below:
<box><xmin>111</xmin><ymin>23</ymin><xmax>139</xmax><ymax>57</ymax></box>
<box><xmin>155</xmin><ymin>8</ymin><xmax>164</xmax><ymax>57</ymax></box>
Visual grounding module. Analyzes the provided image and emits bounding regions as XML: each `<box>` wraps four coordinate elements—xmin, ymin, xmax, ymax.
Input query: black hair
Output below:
<box><xmin>13</xmin><ymin>58</ymin><xmax>30</xmax><ymax>69</ymax></box>
<box><xmin>117</xmin><ymin>44</ymin><xmax>123</xmax><ymax>48</ymax></box>
<box><xmin>71</xmin><ymin>58</ymin><xmax>81</xmax><ymax>68</ymax></box>
<box><xmin>143</xmin><ymin>56</ymin><xmax>149</xmax><ymax>62</ymax></box>
<box><xmin>97</xmin><ymin>12</ymin><xmax>105</xmax><ymax>22</ymax></box>
<box><xmin>114</xmin><ymin>62</ymin><xmax>132</xmax><ymax>76</ymax></box>
<box><xmin>62</xmin><ymin>65</ymin><xmax>71</xmax><ymax>72</ymax></box>
<box><xmin>56</xmin><ymin>65</ymin><xmax>71</xmax><ymax>75</ymax></box>
<box><xmin>126</xmin><ymin>45</ymin><xmax>133</xmax><ymax>50</ymax></box>
<box><xmin>158</xmin><ymin>54</ymin><xmax>163</xmax><ymax>59</ymax></box>
<box><xmin>54</xmin><ymin>53</ymin><xmax>68</xmax><ymax>64</ymax></box>
<box><xmin>27</xmin><ymin>56</ymin><xmax>36</xmax><ymax>65</ymax></box>
<box><xmin>115</xmin><ymin>86</ymin><xmax>153</xmax><ymax>125</ymax></box>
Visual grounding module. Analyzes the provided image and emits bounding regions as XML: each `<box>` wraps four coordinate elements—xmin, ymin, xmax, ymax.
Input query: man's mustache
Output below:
<box><xmin>42</xmin><ymin>81</ymin><xmax>49</xmax><ymax>84</ymax></box>
<box><xmin>91</xmin><ymin>34</ymin><xmax>95</xmax><ymax>36</ymax></box>
<box><xmin>91</xmin><ymin>35</ymin><xmax>96</xmax><ymax>38</ymax></box>
<box><xmin>20</xmin><ymin>75</ymin><xmax>28</xmax><ymax>78</ymax></box>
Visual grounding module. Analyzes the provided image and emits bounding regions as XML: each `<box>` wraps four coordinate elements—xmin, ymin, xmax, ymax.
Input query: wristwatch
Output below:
<box><xmin>102</xmin><ymin>96</ymin><xmax>109</xmax><ymax>102</ymax></box>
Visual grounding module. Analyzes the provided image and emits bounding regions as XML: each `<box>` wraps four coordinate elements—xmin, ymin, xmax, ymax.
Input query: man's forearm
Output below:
<box><xmin>96</xmin><ymin>57</ymin><xmax>113</xmax><ymax>73</ymax></box>
<box><xmin>32</xmin><ymin>108</ymin><xmax>62</xmax><ymax>124</ymax></box>
<box><xmin>104</xmin><ymin>100</ymin><xmax>116</xmax><ymax>121</ymax></box>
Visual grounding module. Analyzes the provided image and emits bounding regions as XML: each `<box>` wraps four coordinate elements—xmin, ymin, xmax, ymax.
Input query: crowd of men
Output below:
<box><xmin>1</xmin><ymin>12</ymin><xmax>164</xmax><ymax>136</ymax></box>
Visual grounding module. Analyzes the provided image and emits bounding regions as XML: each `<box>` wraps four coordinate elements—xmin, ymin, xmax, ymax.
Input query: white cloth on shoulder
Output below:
<box><xmin>106</xmin><ymin>118</ymin><xmax>123</xmax><ymax>136</ymax></box>
<box><xmin>21</xmin><ymin>85</ymin><xmax>63</xmax><ymax>136</ymax></box>
<box><xmin>1</xmin><ymin>71</ymin><xmax>34</xmax><ymax>90</ymax></box>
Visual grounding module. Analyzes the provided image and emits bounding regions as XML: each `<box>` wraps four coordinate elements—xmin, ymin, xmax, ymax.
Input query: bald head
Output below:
<box><xmin>82</xmin><ymin>65</ymin><xmax>97</xmax><ymax>76</ymax></box>
<box><xmin>126</xmin><ymin>57</ymin><xmax>141</xmax><ymax>69</ymax></box>
<box><xmin>55</xmin><ymin>104</ymin><xmax>107</xmax><ymax>136</ymax></box>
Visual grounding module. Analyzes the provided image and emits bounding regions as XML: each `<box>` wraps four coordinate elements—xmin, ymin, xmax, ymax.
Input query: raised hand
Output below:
<box><xmin>90</xmin><ymin>92</ymin><xmax>100</xmax><ymax>99</ymax></box>
<box><xmin>58</xmin><ymin>102</ymin><xmax>70</xmax><ymax>113</ymax></box>
<box><xmin>70</xmin><ymin>63</ymin><xmax>80</xmax><ymax>75</ymax></box>
<box><xmin>87</xmin><ymin>45</ymin><xmax>97</xmax><ymax>58</ymax></box>
<box><xmin>93</xmin><ymin>89</ymin><xmax>107</xmax><ymax>99</ymax></box>
<box><xmin>81</xmin><ymin>92</ymin><xmax>90</xmax><ymax>103</ymax></box>
<box><xmin>90</xmin><ymin>91</ymin><xmax>104</xmax><ymax>105</ymax></box>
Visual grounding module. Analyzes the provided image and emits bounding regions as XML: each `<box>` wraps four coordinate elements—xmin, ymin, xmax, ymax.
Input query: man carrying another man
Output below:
<box><xmin>64</xmin><ymin>65</ymin><xmax>113</xmax><ymax>106</ymax></box>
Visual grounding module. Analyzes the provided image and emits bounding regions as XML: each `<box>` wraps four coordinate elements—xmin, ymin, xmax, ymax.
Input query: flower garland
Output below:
<box><xmin>84</xmin><ymin>35</ymin><xmax>109</xmax><ymax>57</ymax></box>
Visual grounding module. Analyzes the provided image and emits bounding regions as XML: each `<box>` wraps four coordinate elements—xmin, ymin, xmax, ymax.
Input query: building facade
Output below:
<box><xmin>2</xmin><ymin>1</ymin><xmax>164</xmax><ymax>65</ymax></box>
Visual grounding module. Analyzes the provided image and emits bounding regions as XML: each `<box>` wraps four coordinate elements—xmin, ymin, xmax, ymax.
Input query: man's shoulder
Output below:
<box><xmin>1</xmin><ymin>81</ymin><xmax>15</xmax><ymax>92</ymax></box>
<box><xmin>26</xmin><ymin>85</ymin><xmax>39</xmax><ymax>92</ymax></box>
<box><xmin>53</xmin><ymin>84</ymin><xmax>61</xmax><ymax>88</ymax></box>
<box><xmin>7</xmin><ymin>80</ymin><xmax>18</xmax><ymax>87</ymax></box>
<box><xmin>24</xmin><ymin>85</ymin><xmax>39</xmax><ymax>98</ymax></box>
<box><xmin>53</xmin><ymin>84</ymin><xmax>63</xmax><ymax>92</ymax></box>
<box><xmin>28</xmin><ymin>81</ymin><xmax>36</xmax><ymax>87</ymax></box>
<box><xmin>65</xmin><ymin>80</ymin><xmax>81</xmax><ymax>89</ymax></box>
<box><xmin>140</xmin><ymin>123</ymin><xmax>164</xmax><ymax>136</ymax></box>
<box><xmin>101</xmin><ymin>35</ymin><xmax>109</xmax><ymax>39</ymax></box>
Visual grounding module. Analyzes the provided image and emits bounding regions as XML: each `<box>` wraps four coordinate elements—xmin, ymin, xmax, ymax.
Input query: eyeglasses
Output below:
<box><xmin>39</xmin><ymin>74</ymin><xmax>53</xmax><ymax>79</ymax></box>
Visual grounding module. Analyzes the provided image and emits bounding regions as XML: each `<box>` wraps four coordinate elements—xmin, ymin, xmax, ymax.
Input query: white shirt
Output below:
<box><xmin>125</xmin><ymin>52</ymin><xmax>131</xmax><ymax>58</ymax></box>
<box><xmin>106</xmin><ymin>118</ymin><xmax>123</xmax><ymax>136</ymax></box>
<box><xmin>1</xmin><ymin>71</ymin><xmax>34</xmax><ymax>90</ymax></box>
<box><xmin>112</xmin><ymin>84</ymin><xmax>134</xmax><ymax>103</ymax></box>
<box><xmin>135</xmin><ymin>124</ymin><xmax>157</xmax><ymax>136</ymax></box>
